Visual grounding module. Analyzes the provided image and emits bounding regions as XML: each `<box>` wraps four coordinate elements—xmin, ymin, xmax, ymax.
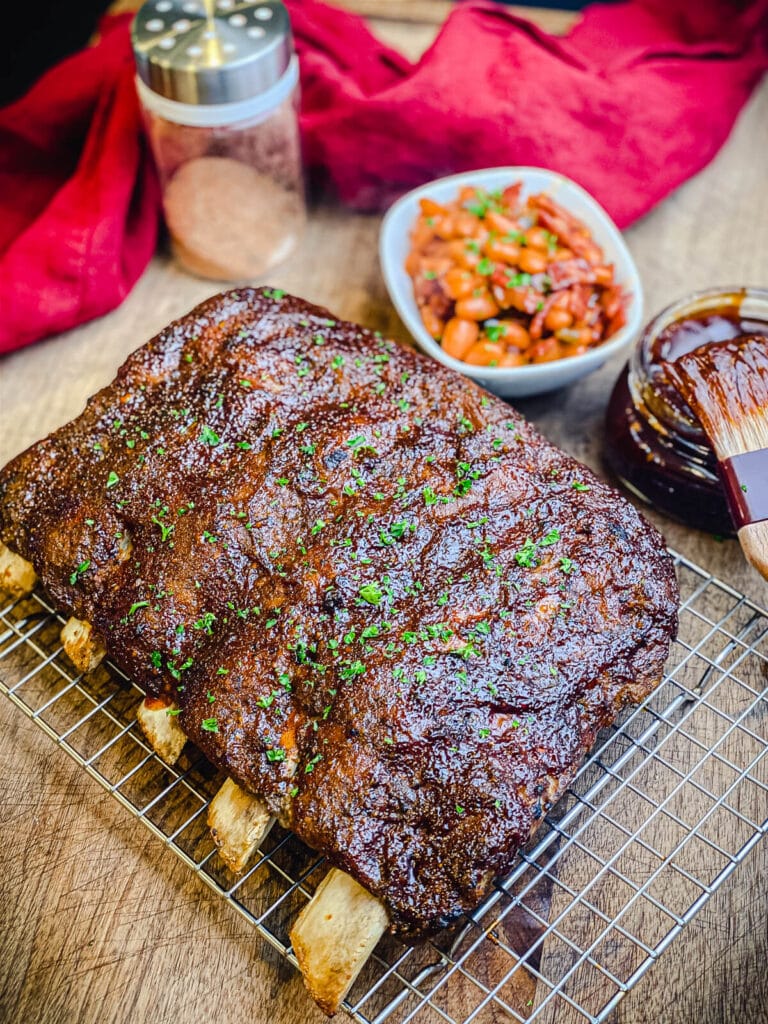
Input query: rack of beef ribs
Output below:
<box><xmin>0</xmin><ymin>289</ymin><xmax>678</xmax><ymax>1014</ymax></box>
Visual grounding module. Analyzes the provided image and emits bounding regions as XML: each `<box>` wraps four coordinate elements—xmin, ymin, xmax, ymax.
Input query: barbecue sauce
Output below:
<box><xmin>604</xmin><ymin>289</ymin><xmax>768</xmax><ymax>535</ymax></box>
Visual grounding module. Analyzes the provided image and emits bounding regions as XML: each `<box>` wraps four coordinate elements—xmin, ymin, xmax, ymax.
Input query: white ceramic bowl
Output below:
<box><xmin>379</xmin><ymin>167</ymin><xmax>643</xmax><ymax>398</ymax></box>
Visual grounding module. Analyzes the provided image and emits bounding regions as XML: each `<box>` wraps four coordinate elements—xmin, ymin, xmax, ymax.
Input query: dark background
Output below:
<box><xmin>2</xmin><ymin>0</ymin><xmax>597</xmax><ymax>107</ymax></box>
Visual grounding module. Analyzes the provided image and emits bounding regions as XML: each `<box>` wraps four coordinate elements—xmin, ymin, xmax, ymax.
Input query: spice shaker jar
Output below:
<box><xmin>132</xmin><ymin>0</ymin><xmax>306</xmax><ymax>281</ymax></box>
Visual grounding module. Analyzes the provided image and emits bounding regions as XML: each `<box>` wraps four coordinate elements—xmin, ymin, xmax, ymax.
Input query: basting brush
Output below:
<box><xmin>664</xmin><ymin>334</ymin><xmax>768</xmax><ymax>581</ymax></box>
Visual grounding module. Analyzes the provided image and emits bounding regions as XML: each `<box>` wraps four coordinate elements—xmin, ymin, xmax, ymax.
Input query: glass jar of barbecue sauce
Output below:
<box><xmin>603</xmin><ymin>287</ymin><xmax>768</xmax><ymax>535</ymax></box>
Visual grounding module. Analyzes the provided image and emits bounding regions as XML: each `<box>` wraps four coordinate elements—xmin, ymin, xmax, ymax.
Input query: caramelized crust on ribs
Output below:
<box><xmin>0</xmin><ymin>289</ymin><xmax>678</xmax><ymax>938</ymax></box>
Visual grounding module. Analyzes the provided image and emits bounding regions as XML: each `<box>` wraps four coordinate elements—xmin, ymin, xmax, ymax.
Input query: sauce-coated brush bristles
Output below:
<box><xmin>665</xmin><ymin>335</ymin><xmax>768</xmax><ymax>460</ymax></box>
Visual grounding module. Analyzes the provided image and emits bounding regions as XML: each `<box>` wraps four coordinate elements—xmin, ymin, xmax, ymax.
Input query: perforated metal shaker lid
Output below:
<box><xmin>132</xmin><ymin>0</ymin><xmax>293</xmax><ymax>105</ymax></box>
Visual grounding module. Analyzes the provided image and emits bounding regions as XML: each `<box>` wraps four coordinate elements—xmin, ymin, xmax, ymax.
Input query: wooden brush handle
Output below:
<box><xmin>719</xmin><ymin>450</ymin><xmax>768</xmax><ymax>580</ymax></box>
<box><xmin>737</xmin><ymin>522</ymin><xmax>768</xmax><ymax>582</ymax></box>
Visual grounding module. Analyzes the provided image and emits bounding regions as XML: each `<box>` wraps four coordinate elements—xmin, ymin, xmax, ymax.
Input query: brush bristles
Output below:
<box><xmin>665</xmin><ymin>336</ymin><xmax>768</xmax><ymax>460</ymax></box>
<box><xmin>738</xmin><ymin>521</ymin><xmax>768</xmax><ymax>582</ymax></box>
<box><xmin>704</xmin><ymin>407</ymin><xmax>768</xmax><ymax>461</ymax></box>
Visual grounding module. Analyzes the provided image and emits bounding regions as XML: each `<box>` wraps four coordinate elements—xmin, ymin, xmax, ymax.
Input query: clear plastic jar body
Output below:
<box><xmin>139</xmin><ymin>63</ymin><xmax>306</xmax><ymax>281</ymax></box>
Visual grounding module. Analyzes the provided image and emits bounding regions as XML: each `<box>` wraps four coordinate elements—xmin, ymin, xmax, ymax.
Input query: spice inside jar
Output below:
<box><xmin>132</xmin><ymin>0</ymin><xmax>306</xmax><ymax>281</ymax></box>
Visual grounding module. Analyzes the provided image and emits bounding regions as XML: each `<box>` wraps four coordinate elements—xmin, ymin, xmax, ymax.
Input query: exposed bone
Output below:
<box><xmin>290</xmin><ymin>868</ymin><xmax>389</xmax><ymax>1016</ymax></box>
<box><xmin>60</xmin><ymin>616</ymin><xmax>106</xmax><ymax>674</ymax></box>
<box><xmin>205</xmin><ymin>719</ymin><xmax>299</xmax><ymax>870</ymax></box>
<box><xmin>207</xmin><ymin>778</ymin><xmax>275</xmax><ymax>872</ymax></box>
<box><xmin>0</xmin><ymin>542</ymin><xmax>37</xmax><ymax>598</ymax></box>
<box><xmin>136</xmin><ymin>696</ymin><xmax>187</xmax><ymax>765</ymax></box>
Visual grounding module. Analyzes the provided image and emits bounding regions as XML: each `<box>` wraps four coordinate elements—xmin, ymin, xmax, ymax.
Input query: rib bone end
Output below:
<box><xmin>136</xmin><ymin>697</ymin><xmax>187</xmax><ymax>765</ymax></box>
<box><xmin>207</xmin><ymin>778</ymin><xmax>275</xmax><ymax>873</ymax></box>
<box><xmin>0</xmin><ymin>542</ymin><xmax>37</xmax><ymax>599</ymax></box>
<box><xmin>290</xmin><ymin>868</ymin><xmax>389</xmax><ymax>1016</ymax></box>
<box><xmin>60</xmin><ymin>617</ymin><xmax>106</xmax><ymax>674</ymax></box>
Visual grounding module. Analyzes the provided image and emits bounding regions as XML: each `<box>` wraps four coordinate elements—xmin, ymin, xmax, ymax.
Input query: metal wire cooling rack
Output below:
<box><xmin>1</xmin><ymin>550</ymin><xmax>767</xmax><ymax>1024</ymax></box>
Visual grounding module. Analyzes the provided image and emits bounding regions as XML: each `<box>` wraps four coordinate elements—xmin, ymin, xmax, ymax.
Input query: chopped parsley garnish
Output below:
<box><xmin>267</xmin><ymin>747</ymin><xmax>286</xmax><ymax>762</ymax></box>
<box><xmin>463</xmin><ymin>188</ymin><xmax>502</xmax><ymax>218</ymax></box>
<box><xmin>515</xmin><ymin>538</ymin><xmax>539</xmax><ymax>568</ymax></box>
<box><xmin>106</xmin><ymin>471</ymin><xmax>119</xmax><ymax>489</ymax></box>
<box><xmin>359</xmin><ymin>583</ymin><xmax>383</xmax><ymax>606</ymax></box>
<box><xmin>346</xmin><ymin>433</ymin><xmax>377</xmax><ymax>457</ymax></box>
<box><xmin>572</xmin><ymin>481</ymin><xmax>590</xmax><ymax>492</ymax></box>
<box><xmin>193</xmin><ymin>611</ymin><xmax>216</xmax><ymax>634</ymax></box>
<box><xmin>341</xmin><ymin>660</ymin><xmax>365</xmax><ymax>679</ymax></box>
<box><xmin>128</xmin><ymin>600</ymin><xmax>149</xmax><ymax>616</ymax></box>
<box><xmin>506</xmin><ymin>272</ymin><xmax>532</xmax><ymax>288</ymax></box>
<box><xmin>69</xmin><ymin>559</ymin><xmax>91</xmax><ymax>585</ymax></box>
<box><xmin>515</xmin><ymin>526</ymin><xmax>562</xmax><ymax>568</ymax></box>
<box><xmin>201</xmin><ymin>718</ymin><xmax>219</xmax><ymax>733</ymax></box>
<box><xmin>476</xmin><ymin>258</ymin><xmax>495</xmax><ymax>276</ymax></box>
<box><xmin>485</xmin><ymin>323</ymin><xmax>508</xmax><ymax>342</ymax></box>
<box><xmin>167</xmin><ymin>657</ymin><xmax>194</xmax><ymax>681</ymax></box>
<box><xmin>199</xmin><ymin>424</ymin><xmax>220</xmax><ymax>446</ymax></box>
<box><xmin>379</xmin><ymin>521</ymin><xmax>412</xmax><ymax>545</ymax></box>
<box><xmin>151</xmin><ymin>516</ymin><xmax>174</xmax><ymax>543</ymax></box>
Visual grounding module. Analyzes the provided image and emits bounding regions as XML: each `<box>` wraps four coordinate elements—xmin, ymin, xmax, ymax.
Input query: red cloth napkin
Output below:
<box><xmin>1</xmin><ymin>1</ymin><xmax>766</xmax><ymax>356</ymax></box>
<box><xmin>292</xmin><ymin>0</ymin><xmax>768</xmax><ymax>217</ymax></box>
<box><xmin>0</xmin><ymin>16</ymin><xmax>159</xmax><ymax>356</ymax></box>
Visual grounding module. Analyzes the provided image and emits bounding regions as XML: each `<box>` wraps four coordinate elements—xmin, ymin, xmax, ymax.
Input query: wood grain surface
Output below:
<box><xmin>1</xmin><ymin>8</ymin><xmax>767</xmax><ymax>1024</ymax></box>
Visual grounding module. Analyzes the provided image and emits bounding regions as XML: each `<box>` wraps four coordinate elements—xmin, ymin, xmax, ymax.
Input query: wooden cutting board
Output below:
<box><xmin>1</xmin><ymin>6</ymin><xmax>767</xmax><ymax>1024</ymax></box>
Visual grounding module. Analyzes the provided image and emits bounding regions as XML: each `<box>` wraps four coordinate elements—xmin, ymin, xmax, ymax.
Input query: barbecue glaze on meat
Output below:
<box><xmin>0</xmin><ymin>289</ymin><xmax>678</xmax><ymax>939</ymax></box>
